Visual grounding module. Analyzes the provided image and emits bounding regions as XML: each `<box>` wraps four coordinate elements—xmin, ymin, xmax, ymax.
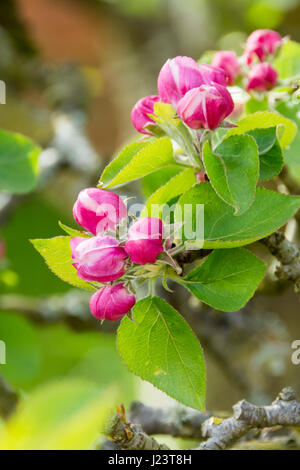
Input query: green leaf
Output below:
<box><xmin>99</xmin><ymin>141</ymin><xmax>146</xmax><ymax>187</ymax></box>
<box><xmin>0</xmin><ymin>379</ymin><xmax>116</xmax><ymax>450</ymax></box>
<box><xmin>245</xmin><ymin>96</ymin><xmax>268</xmax><ymax>114</ymax></box>
<box><xmin>0</xmin><ymin>129</ymin><xmax>41</xmax><ymax>194</ymax></box>
<box><xmin>141</xmin><ymin>168</ymin><xmax>196</xmax><ymax>217</ymax></box>
<box><xmin>175</xmin><ymin>182</ymin><xmax>300</xmax><ymax>249</ymax></box>
<box><xmin>227</xmin><ymin>111</ymin><xmax>297</xmax><ymax>149</ymax></box>
<box><xmin>247</xmin><ymin>127</ymin><xmax>276</xmax><ymax>154</ymax></box>
<box><xmin>117</xmin><ymin>296</ymin><xmax>206</xmax><ymax>411</ymax></box>
<box><xmin>152</xmin><ymin>103</ymin><xmax>199</xmax><ymax>165</ymax></box>
<box><xmin>276</xmin><ymin>101</ymin><xmax>300</xmax><ymax>166</ymax></box>
<box><xmin>180</xmin><ymin>248</ymin><xmax>265</xmax><ymax>312</ymax></box>
<box><xmin>246</xmin><ymin>127</ymin><xmax>283</xmax><ymax>181</ymax></box>
<box><xmin>99</xmin><ymin>137</ymin><xmax>174</xmax><ymax>188</ymax></box>
<box><xmin>276</xmin><ymin>100</ymin><xmax>300</xmax><ymax>183</ymax></box>
<box><xmin>274</xmin><ymin>40</ymin><xmax>300</xmax><ymax>80</ymax></box>
<box><xmin>58</xmin><ymin>221</ymin><xmax>90</xmax><ymax>238</ymax></box>
<box><xmin>203</xmin><ymin>135</ymin><xmax>259</xmax><ymax>215</ymax></box>
<box><xmin>30</xmin><ymin>236</ymin><xmax>95</xmax><ymax>291</ymax></box>
<box><xmin>259</xmin><ymin>140</ymin><xmax>283</xmax><ymax>181</ymax></box>
<box><xmin>141</xmin><ymin>165</ymin><xmax>183</xmax><ymax>198</ymax></box>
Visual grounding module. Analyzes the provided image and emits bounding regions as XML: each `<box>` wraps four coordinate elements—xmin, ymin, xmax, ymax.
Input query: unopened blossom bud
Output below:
<box><xmin>212</xmin><ymin>50</ymin><xmax>240</xmax><ymax>85</ymax></box>
<box><xmin>246</xmin><ymin>63</ymin><xmax>278</xmax><ymax>92</ymax></box>
<box><xmin>125</xmin><ymin>217</ymin><xmax>163</xmax><ymax>265</ymax></box>
<box><xmin>89</xmin><ymin>283</ymin><xmax>136</xmax><ymax>322</ymax></box>
<box><xmin>244</xmin><ymin>29</ymin><xmax>282</xmax><ymax>65</ymax></box>
<box><xmin>177</xmin><ymin>83</ymin><xmax>234</xmax><ymax>130</ymax></box>
<box><xmin>71</xmin><ymin>235</ymin><xmax>127</xmax><ymax>283</ymax></box>
<box><xmin>197</xmin><ymin>64</ymin><xmax>227</xmax><ymax>86</ymax></box>
<box><xmin>157</xmin><ymin>56</ymin><xmax>227</xmax><ymax>107</ymax></box>
<box><xmin>131</xmin><ymin>95</ymin><xmax>160</xmax><ymax>134</ymax></box>
<box><xmin>73</xmin><ymin>188</ymin><xmax>127</xmax><ymax>235</ymax></box>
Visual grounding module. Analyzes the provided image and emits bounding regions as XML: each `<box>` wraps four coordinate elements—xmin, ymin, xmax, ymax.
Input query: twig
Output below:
<box><xmin>107</xmin><ymin>412</ymin><xmax>169</xmax><ymax>450</ymax></box>
<box><xmin>262</xmin><ymin>231</ymin><xmax>300</xmax><ymax>291</ymax></box>
<box><xmin>0</xmin><ymin>292</ymin><xmax>116</xmax><ymax>333</ymax></box>
<box><xmin>197</xmin><ymin>387</ymin><xmax>300</xmax><ymax>450</ymax></box>
<box><xmin>0</xmin><ymin>376</ymin><xmax>18</xmax><ymax>418</ymax></box>
<box><xmin>130</xmin><ymin>401</ymin><xmax>211</xmax><ymax>439</ymax></box>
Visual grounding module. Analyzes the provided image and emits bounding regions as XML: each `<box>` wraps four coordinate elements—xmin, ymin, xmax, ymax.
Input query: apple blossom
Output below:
<box><xmin>177</xmin><ymin>83</ymin><xmax>234</xmax><ymax>130</ymax></box>
<box><xmin>71</xmin><ymin>235</ymin><xmax>127</xmax><ymax>283</ymax></box>
<box><xmin>89</xmin><ymin>283</ymin><xmax>136</xmax><ymax>321</ymax></box>
<box><xmin>73</xmin><ymin>188</ymin><xmax>127</xmax><ymax>235</ymax></box>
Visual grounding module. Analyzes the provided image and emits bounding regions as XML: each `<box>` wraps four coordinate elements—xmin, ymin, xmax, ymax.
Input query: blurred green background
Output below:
<box><xmin>0</xmin><ymin>0</ymin><xmax>300</xmax><ymax>449</ymax></box>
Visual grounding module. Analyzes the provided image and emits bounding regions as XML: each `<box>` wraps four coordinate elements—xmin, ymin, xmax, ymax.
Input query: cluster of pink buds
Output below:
<box><xmin>71</xmin><ymin>188</ymin><xmax>166</xmax><ymax>322</ymax></box>
<box><xmin>157</xmin><ymin>57</ymin><xmax>228</xmax><ymax>106</ymax></box>
<box><xmin>131</xmin><ymin>29</ymin><xmax>283</xmax><ymax>136</ymax></box>
<box><xmin>131</xmin><ymin>55</ymin><xmax>234</xmax><ymax>132</ymax></box>
<box><xmin>243</xmin><ymin>29</ymin><xmax>281</xmax><ymax>92</ymax></box>
<box><xmin>244</xmin><ymin>29</ymin><xmax>282</xmax><ymax>65</ymax></box>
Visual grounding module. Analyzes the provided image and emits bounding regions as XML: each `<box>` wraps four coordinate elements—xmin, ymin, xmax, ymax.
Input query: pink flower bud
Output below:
<box><xmin>131</xmin><ymin>95</ymin><xmax>160</xmax><ymax>134</ymax></box>
<box><xmin>125</xmin><ymin>217</ymin><xmax>163</xmax><ymax>265</ymax></box>
<box><xmin>90</xmin><ymin>283</ymin><xmax>136</xmax><ymax>321</ymax></box>
<box><xmin>71</xmin><ymin>235</ymin><xmax>127</xmax><ymax>283</ymax></box>
<box><xmin>212</xmin><ymin>51</ymin><xmax>240</xmax><ymax>85</ymax></box>
<box><xmin>246</xmin><ymin>63</ymin><xmax>278</xmax><ymax>92</ymax></box>
<box><xmin>177</xmin><ymin>83</ymin><xmax>234</xmax><ymax>130</ymax></box>
<box><xmin>73</xmin><ymin>188</ymin><xmax>127</xmax><ymax>235</ymax></box>
<box><xmin>244</xmin><ymin>29</ymin><xmax>282</xmax><ymax>65</ymax></box>
<box><xmin>197</xmin><ymin>64</ymin><xmax>228</xmax><ymax>87</ymax></box>
<box><xmin>157</xmin><ymin>56</ymin><xmax>227</xmax><ymax>107</ymax></box>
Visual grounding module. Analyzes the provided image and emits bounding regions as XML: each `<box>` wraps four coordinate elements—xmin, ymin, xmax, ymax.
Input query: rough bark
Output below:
<box><xmin>262</xmin><ymin>231</ymin><xmax>300</xmax><ymax>291</ymax></box>
<box><xmin>197</xmin><ymin>388</ymin><xmax>300</xmax><ymax>450</ymax></box>
<box><xmin>130</xmin><ymin>401</ymin><xmax>211</xmax><ymax>439</ymax></box>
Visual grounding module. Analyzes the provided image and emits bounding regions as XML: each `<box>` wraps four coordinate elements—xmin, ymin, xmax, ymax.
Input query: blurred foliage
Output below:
<box><xmin>0</xmin><ymin>379</ymin><xmax>116</xmax><ymax>450</ymax></box>
<box><xmin>0</xmin><ymin>195</ymin><xmax>73</xmax><ymax>296</ymax></box>
<box><xmin>99</xmin><ymin>0</ymin><xmax>300</xmax><ymax>45</ymax></box>
<box><xmin>102</xmin><ymin>0</ymin><xmax>162</xmax><ymax>17</ymax></box>
<box><xmin>0</xmin><ymin>310</ymin><xmax>136</xmax><ymax>396</ymax></box>
<box><xmin>275</xmin><ymin>40</ymin><xmax>300</xmax><ymax>79</ymax></box>
<box><xmin>0</xmin><ymin>129</ymin><xmax>40</xmax><ymax>194</ymax></box>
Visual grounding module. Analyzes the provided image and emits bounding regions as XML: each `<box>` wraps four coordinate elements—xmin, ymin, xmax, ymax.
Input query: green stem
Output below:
<box><xmin>148</xmin><ymin>278</ymin><xmax>156</xmax><ymax>297</ymax></box>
